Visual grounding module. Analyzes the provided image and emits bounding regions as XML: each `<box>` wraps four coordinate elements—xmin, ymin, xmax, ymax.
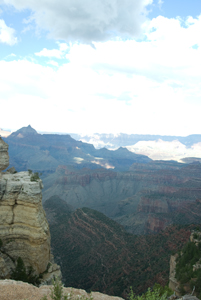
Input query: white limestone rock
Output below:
<box><xmin>0</xmin><ymin>138</ymin><xmax>9</xmax><ymax>172</ymax></box>
<box><xmin>0</xmin><ymin>170</ymin><xmax>50</xmax><ymax>274</ymax></box>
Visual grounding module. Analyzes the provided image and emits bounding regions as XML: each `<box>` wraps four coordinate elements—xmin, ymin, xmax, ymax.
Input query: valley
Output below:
<box><xmin>44</xmin><ymin>195</ymin><xmax>193</xmax><ymax>298</ymax></box>
<box><xmin>2</xmin><ymin>125</ymin><xmax>201</xmax><ymax>297</ymax></box>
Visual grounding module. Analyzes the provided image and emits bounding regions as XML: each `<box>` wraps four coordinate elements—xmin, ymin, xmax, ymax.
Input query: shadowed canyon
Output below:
<box><xmin>1</xmin><ymin>125</ymin><xmax>201</xmax><ymax>297</ymax></box>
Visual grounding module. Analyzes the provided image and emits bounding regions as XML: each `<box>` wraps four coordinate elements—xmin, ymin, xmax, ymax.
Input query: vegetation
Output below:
<box><xmin>31</xmin><ymin>172</ymin><xmax>40</xmax><ymax>181</ymax></box>
<box><xmin>175</xmin><ymin>235</ymin><xmax>201</xmax><ymax>298</ymax></box>
<box><xmin>10</xmin><ymin>257</ymin><xmax>41</xmax><ymax>285</ymax></box>
<box><xmin>44</xmin><ymin>196</ymin><xmax>193</xmax><ymax>298</ymax></box>
<box><xmin>0</xmin><ymin>238</ymin><xmax>3</xmax><ymax>248</ymax></box>
<box><xmin>40</xmin><ymin>277</ymin><xmax>93</xmax><ymax>300</ymax></box>
<box><xmin>129</xmin><ymin>284</ymin><xmax>172</xmax><ymax>300</ymax></box>
<box><xmin>28</xmin><ymin>169</ymin><xmax>42</xmax><ymax>181</ymax></box>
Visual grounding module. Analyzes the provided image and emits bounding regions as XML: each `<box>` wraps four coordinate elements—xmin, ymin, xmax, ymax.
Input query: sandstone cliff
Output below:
<box><xmin>0</xmin><ymin>138</ymin><xmax>9</xmax><ymax>171</ymax></box>
<box><xmin>0</xmin><ymin>137</ymin><xmax>60</xmax><ymax>282</ymax></box>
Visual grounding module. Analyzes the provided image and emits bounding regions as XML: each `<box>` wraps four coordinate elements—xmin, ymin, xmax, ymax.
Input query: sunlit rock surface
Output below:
<box><xmin>0</xmin><ymin>138</ymin><xmax>9</xmax><ymax>172</ymax></box>
<box><xmin>0</xmin><ymin>139</ymin><xmax>61</xmax><ymax>281</ymax></box>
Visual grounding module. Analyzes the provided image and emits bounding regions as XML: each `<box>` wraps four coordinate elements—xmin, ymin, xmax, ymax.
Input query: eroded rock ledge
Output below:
<box><xmin>0</xmin><ymin>137</ymin><xmax>61</xmax><ymax>283</ymax></box>
<box><xmin>0</xmin><ymin>279</ymin><xmax>124</xmax><ymax>300</ymax></box>
<box><xmin>0</xmin><ymin>138</ymin><xmax>9</xmax><ymax>171</ymax></box>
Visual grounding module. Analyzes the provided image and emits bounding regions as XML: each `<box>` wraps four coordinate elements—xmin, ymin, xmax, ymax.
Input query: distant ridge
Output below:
<box><xmin>9</xmin><ymin>125</ymin><xmax>38</xmax><ymax>138</ymax></box>
<box><xmin>4</xmin><ymin>125</ymin><xmax>151</xmax><ymax>172</ymax></box>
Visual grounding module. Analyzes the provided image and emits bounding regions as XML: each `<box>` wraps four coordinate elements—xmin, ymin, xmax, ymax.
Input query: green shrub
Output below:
<box><xmin>129</xmin><ymin>286</ymin><xmax>168</xmax><ymax>300</ymax></box>
<box><xmin>11</xmin><ymin>257</ymin><xmax>40</xmax><ymax>285</ymax></box>
<box><xmin>30</xmin><ymin>172</ymin><xmax>40</xmax><ymax>182</ymax></box>
<box><xmin>193</xmin><ymin>233</ymin><xmax>198</xmax><ymax>239</ymax></box>
<box><xmin>41</xmin><ymin>277</ymin><xmax>93</xmax><ymax>300</ymax></box>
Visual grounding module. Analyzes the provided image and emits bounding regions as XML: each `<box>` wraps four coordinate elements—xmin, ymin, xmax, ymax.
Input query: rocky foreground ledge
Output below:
<box><xmin>0</xmin><ymin>279</ymin><xmax>124</xmax><ymax>300</ymax></box>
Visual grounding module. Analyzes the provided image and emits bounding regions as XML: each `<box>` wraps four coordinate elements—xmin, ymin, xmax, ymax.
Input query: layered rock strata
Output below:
<box><xmin>0</xmin><ymin>170</ymin><xmax>50</xmax><ymax>275</ymax></box>
<box><xmin>0</xmin><ymin>139</ymin><xmax>61</xmax><ymax>281</ymax></box>
<box><xmin>0</xmin><ymin>138</ymin><xmax>9</xmax><ymax>171</ymax></box>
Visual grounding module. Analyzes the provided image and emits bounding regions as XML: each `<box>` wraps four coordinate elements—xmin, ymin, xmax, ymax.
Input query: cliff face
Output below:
<box><xmin>168</xmin><ymin>230</ymin><xmax>201</xmax><ymax>297</ymax></box>
<box><xmin>42</xmin><ymin>162</ymin><xmax>201</xmax><ymax>235</ymax></box>
<box><xmin>0</xmin><ymin>138</ymin><xmax>9</xmax><ymax>172</ymax></box>
<box><xmin>0</xmin><ymin>171</ymin><xmax>50</xmax><ymax>275</ymax></box>
<box><xmin>169</xmin><ymin>254</ymin><xmax>180</xmax><ymax>295</ymax></box>
<box><xmin>0</xmin><ymin>137</ymin><xmax>60</xmax><ymax>281</ymax></box>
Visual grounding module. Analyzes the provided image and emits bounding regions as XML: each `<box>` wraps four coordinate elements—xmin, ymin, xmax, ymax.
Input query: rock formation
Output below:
<box><xmin>0</xmin><ymin>138</ymin><xmax>9</xmax><ymax>171</ymax></box>
<box><xmin>169</xmin><ymin>254</ymin><xmax>180</xmax><ymax>295</ymax></box>
<box><xmin>0</xmin><ymin>279</ymin><xmax>124</xmax><ymax>300</ymax></box>
<box><xmin>0</xmin><ymin>137</ymin><xmax>61</xmax><ymax>282</ymax></box>
<box><xmin>169</xmin><ymin>230</ymin><xmax>201</xmax><ymax>297</ymax></box>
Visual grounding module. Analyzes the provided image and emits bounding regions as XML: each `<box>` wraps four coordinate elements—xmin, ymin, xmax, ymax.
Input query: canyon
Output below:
<box><xmin>3</xmin><ymin>126</ymin><xmax>201</xmax><ymax>235</ymax></box>
<box><xmin>1</xmin><ymin>126</ymin><xmax>201</xmax><ymax>298</ymax></box>
<box><xmin>44</xmin><ymin>195</ymin><xmax>193</xmax><ymax>297</ymax></box>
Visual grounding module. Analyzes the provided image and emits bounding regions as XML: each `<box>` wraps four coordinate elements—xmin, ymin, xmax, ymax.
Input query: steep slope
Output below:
<box><xmin>0</xmin><ymin>138</ymin><xmax>60</xmax><ymax>283</ymax></box>
<box><xmin>0</xmin><ymin>138</ymin><xmax>9</xmax><ymax>171</ymax></box>
<box><xmin>169</xmin><ymin>230</ymin><xmax>201</xmax><ymax>298</ymax></box>
<box><xmin>44</xmin><ymin>196</ymin><xmax>193</xmax><ymax>298</ymax></box>
<box><xmin>42</xmin><ymin>161</ymin><xmax>201</xmax><ymax>234</ymax></box>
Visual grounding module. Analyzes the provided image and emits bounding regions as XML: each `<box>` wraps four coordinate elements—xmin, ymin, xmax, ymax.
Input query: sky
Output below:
<box><xmin>0</xmin><ymin>0</ymin><xmax>201</xmax><ymax>136</ymax></box>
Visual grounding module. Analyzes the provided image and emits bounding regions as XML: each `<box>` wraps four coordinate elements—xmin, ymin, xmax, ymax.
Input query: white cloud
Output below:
<box><xmin>1</xmin><ymin>14</ymin><xmax>201</xmax><ymax>135</ymax></box>
<box><xmin>0</xmin><ymin>19</ymin><xmax>17</xmax><ymax>45</ymax></box>
<box><xmin>35</xmin><ymin>48</ymin><xmax>63</xmax><ymax>58</ymax></box>
<box><xmin>35</xmin><ymin>42</ymin><xmax>69</xmax><ymax>58</ymax></box>
<box><xmin>58</xmin><ymin>42</ymin><xmax>68</xmax><ymax>51</ymax></box>
<box><xmin>47</xmin><ymin>60</ymin><xmax>59</xmax><ymax>67</ymax></box>
<box><xmin>1</xmin><ymin>0</ymin><xmax>153</xmax><ymax>43</ymax></box>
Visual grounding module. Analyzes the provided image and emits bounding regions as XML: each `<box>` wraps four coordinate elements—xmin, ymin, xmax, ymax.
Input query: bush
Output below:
<box><xmin>40</xmin><ymin>277</ymin><xmax>93</xmax><ymax>300</ymax></box>
<box><xmin>129</xmin><ymin>286</ymin><xmax>168</xmax><ymax>300</ymax></box>
<box><xmin>30</xmin><ymin>172</ymin><xmax>40</xmax><ymax>182</ymax></box>
<box><xmin>10</xmin><ymin>257</ymin><xmax>40</xmax><ymax>285</ymax></box>
<box><xmin>193</xmin><ymin>233</ymin><xmax>198</xmax><ymax>239</ymax></box>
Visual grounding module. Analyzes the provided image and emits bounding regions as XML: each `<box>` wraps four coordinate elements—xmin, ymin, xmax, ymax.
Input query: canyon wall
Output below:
<box><xmin>0</xmin><ymin>137</ymin><xmax>60</xmax><ymax>281</ymax></box>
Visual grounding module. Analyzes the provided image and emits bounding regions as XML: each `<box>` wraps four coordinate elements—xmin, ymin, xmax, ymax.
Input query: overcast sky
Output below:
<box><xmin>0</xmin><ymin>0</ymin><xmax>201</xmax><ymax>136</ymax></box>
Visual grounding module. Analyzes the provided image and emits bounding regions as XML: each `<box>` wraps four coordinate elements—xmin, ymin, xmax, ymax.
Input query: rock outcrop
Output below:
<box><xmin>0</xmin><ymin>279</ymin><xmax>124</xmax><ymax>300</ymax></box>
<box><xmin>169</xmin><ymin>254</ymin><xmax>180</xmax><ymax>295</ymax></box>
<box><xmin>0</xmin><ymin>139</ymin><xmax>61</xmax><ymax>282</ymax></box>
<box><xmin>169</xmin><ymin>231</ymin><xmax>201</xmax><ymax>297</ymax></box>
<box><xmin>0</xmin><ymin>138</ymin><xmax>9</xmax><ymax>171</ymax></box>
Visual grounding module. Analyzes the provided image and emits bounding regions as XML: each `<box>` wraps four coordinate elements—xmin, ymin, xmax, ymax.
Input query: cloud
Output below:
<box><xmin>35</xmin><ymin>48</ymin><xmax>63</xmax><ymax>58</ymax></box>
<box><xmin>35</xmin><ymin>42</ymin><xmax>69</xmax><ymax>58</ymax></box>
<box><xmin>47</xmin><ymin>60</ymin><xmax>59</xmax><ymax>67</ymax></box>
<box><xmin>0</xmin><ymin>19</ymin><xmax>17</xmax><ymax>45</ymax></box>
<box><xmin>1</xmin><ymin>0</ymin><xmax>153</xmax><ymax>43</ymax></box>
<box><xmin>1</xmin><ymin>14</ymin><xmax>201</xmax><ymax>135</ymax></box>
<box><xmin>158</xmin><ymin>0</ymin><xmax>163</xmax><ymax>9</ymax></box>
